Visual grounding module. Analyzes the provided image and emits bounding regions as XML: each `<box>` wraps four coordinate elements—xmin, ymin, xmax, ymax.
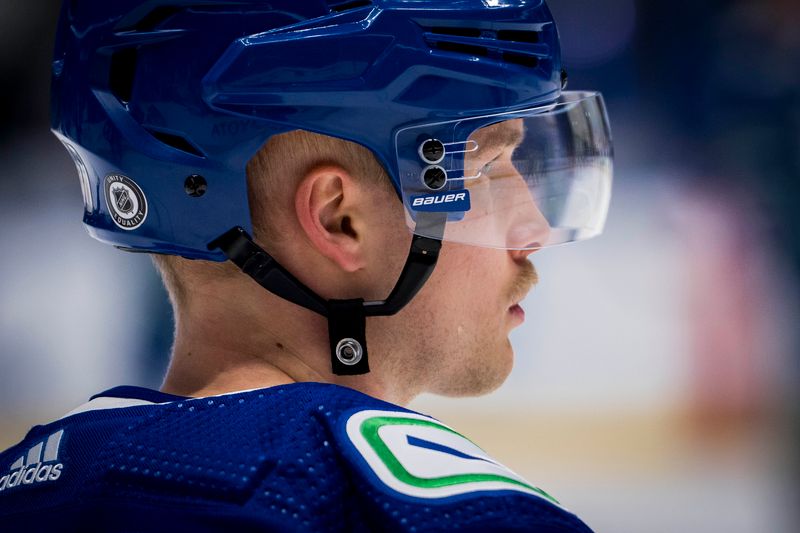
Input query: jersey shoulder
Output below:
<box><xmin>325</xmin><ymin>403</ymin><xmax>594</xmax><ymax>532</ymax></box>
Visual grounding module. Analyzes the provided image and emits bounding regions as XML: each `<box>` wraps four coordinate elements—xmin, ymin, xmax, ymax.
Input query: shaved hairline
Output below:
<box><xmin>246</xmin><ymin>130</ymin><xmax>396</xmax><ymax>245</ymax></box>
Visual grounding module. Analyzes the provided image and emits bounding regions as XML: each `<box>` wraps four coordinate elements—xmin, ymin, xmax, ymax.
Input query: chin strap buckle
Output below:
<box><xmin>327</xmin><ymin>299</ymin><xmax>370</xmax><ymax>375</ymax></box>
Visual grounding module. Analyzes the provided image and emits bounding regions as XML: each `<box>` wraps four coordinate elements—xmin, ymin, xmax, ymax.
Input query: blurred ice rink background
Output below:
<box><xmin>1</xmin><ymin>1</ymin><xmax>798</xmax><ymax>531</ymax></box>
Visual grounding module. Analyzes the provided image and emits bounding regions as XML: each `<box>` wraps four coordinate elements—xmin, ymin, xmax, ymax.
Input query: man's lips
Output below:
<box><xmin>508</xmin><ymin>303</ymin><xmax>525</xmax><ymax>323</ymax></box>
<box><xmin>505</xmin><ymin>259</ymin><xmax>537</xmax><ymax>324</ymax></box>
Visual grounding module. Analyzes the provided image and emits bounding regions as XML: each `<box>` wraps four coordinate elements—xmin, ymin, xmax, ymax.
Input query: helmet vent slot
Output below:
<box><xmin>109</xmin><ymin>48</ymin><xmax>138</xmax><ymax>104</ymax></box>
<box><xmin>503</xmin><ymin>51</ymin><xmax>539</xmax><ymax>68</ymax></box>
<box><xmin>132</xmin><ymin>6</ymin><xmax>182</xmax><ymax>32</ymax></box>
<box><xmin>328</xmin><ymin>0</ymin><xmax>373</xmax><ymax>13</ymax></box>
<box><xmin>422</xmin><ymin>25</ymin><xmax>543</xmax><ymax>68</ymax></box>
<box><xmin>430</xmin><ymin>27</ymin><xmax>482</xmax><ymax>39</ymax></box>
<box><xmin>114</xmin><ymin>5</ymin><xmax>183</xmax><ymax>32</ymax></box>
<box><xmin>497</xmin><ymin>30</ymin><xmax>540</xmax><ymax>44</ymax></box>
<box><xmin>145</xmin><ymin>128</ymin><xmax>205</xmax><ymax>157</ymax></box>
<box><xmin>433</xmin><ymin>40</ymin><xmax>488</xmax><ymax>58</ymax></box>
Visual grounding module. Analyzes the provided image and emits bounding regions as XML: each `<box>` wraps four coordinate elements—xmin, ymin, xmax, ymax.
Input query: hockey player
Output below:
<box><xmin>0</xmin><ymin>1</ymin><xmax>613</xmax><ymax>531</ymax></box>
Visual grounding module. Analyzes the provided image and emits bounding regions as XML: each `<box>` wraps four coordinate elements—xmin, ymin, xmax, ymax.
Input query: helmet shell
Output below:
<box><xmin>51</xmin><ymin>0</ymin><xmax>562</xmax><ymax>259</ymax></box>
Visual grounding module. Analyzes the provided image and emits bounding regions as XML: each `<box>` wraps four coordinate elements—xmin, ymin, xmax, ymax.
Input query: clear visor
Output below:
<box><xmin>396</xmin><ymin>91</ymin><xmax>613</xmax><ymax>250</ymax></box>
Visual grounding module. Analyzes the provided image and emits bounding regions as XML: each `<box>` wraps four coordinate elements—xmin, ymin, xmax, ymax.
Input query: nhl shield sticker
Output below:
<box><xmin>104</xmin><ymin>174</ymin><xmax>147</xmax><ymax>230</ymax></box>
<box><xmin>345</xmin><ymin>410</ymin><xmax>560</xmax><ymax>505</ymax></box>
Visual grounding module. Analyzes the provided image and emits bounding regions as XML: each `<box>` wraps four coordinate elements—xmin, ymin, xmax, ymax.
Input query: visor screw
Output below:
<box><xmin>184</xmin><ymin>174</ymin><xmax>207</xmax><ymax>197</ymax></box>
<box><xmin>336</xmin><ymin>338</ymin><xmax>363</xmax><ymax>366</ymax></box>
<box><xmin>422</xmin><ymin>166</ymin><xmax>447</xmax><ymax>190</ymax></box>
<box><xmin>560</xmin><ymin>68</ymin><xmax>569</xmax><ymax>90</ymax></box>
<box><xmin>419</xmin><ymin>139</ymin><xmax>446</xmax><ymax>165</ymax></box>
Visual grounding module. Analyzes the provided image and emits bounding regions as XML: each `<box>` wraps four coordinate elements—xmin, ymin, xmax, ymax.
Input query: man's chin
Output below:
<box><xmin>430</xmin><ymin>340</ymin><xmax>514</xmax><ymax>398</ymax></box>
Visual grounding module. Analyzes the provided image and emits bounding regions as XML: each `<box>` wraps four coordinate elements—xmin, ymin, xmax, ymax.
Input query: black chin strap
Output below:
<box><xmin>208</xmin><ymin>214</ymin><xmax>445</xmax><ymax>376</ymax></box>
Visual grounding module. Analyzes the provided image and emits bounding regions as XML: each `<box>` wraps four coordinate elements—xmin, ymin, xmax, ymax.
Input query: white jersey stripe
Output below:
<box><xmin>60</xmin><ymin>397</ymin><xmax>158</xmax><ymax>419</ymax></box>
<box><xmin>58</xmin><ymin>387</ymin><xmax>265</xmax><ymax>421</ymax></box>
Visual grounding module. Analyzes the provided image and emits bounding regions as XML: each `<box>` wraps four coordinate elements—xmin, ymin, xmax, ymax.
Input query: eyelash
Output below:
<box><xmin>480</xmin><ymin>155</ymin><xmax>501</xmax><ymax>176</ymax></box>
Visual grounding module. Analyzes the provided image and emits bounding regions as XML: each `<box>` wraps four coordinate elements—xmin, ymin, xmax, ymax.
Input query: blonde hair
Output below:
<box><xmin>152</xmin><ymin>130</ymin><xmax>393</xmax><ymax>307</ymax></box>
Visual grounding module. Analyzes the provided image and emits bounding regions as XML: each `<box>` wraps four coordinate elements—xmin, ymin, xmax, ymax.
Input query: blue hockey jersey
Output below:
<box><xmin>0</xmin><ymin>382</ymin><xmax>593</xmax><ymax>532</ymax></box>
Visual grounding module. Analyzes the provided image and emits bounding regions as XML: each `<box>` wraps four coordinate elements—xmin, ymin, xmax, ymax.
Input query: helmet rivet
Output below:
<box><xmin>421</xmin><ymin>166</ymin><xmax>447</xmax><ymax>190</ymax></box>
<box><xmin>336</xmin><ymin>338</ymin><xmax>363</xmax><ymax>366</ymax></box>
<box><xmin>419</xmin><ymin>139</ymin><xmax>445</xmax><ymax>165</ymax></box>
<box><xmin>184</xmin><ymin>174</ymin><xmax>207</xmax><ymax>197</ymax></box>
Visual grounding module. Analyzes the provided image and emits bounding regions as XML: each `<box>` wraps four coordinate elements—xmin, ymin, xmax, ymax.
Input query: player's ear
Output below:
<box><xmin>294</xmin><ymin>165</ymin><xmax>369</xmax><ymax>273</ymax></box>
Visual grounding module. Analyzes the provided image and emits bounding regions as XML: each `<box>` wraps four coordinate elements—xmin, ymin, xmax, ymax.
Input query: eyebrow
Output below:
<box><xmin>470</xmin><ymin>122</ymin><xmax>525</xmax><ymax>156</ymax></box>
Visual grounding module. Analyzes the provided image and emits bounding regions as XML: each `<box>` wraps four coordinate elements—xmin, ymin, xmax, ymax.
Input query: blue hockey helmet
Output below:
<box><xmin>51</xmin><ymin>0</ymin><xmax>613</xmax><ymax>374</ymax></box>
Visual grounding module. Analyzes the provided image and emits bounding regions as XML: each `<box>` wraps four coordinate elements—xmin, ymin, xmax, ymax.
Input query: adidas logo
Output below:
<box><xmin>0</xmin><ymin>430</ymin><xmax>64</xmax><ymax>493</ymax></box>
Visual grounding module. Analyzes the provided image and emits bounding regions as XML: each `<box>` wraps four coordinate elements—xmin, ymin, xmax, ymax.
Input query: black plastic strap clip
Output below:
<box><xmin>327</xmin><ymin>299</ymin><xmax>370</xmax><ymax>376</ymax></box>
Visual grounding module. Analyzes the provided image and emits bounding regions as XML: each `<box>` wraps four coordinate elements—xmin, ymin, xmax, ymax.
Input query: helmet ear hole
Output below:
<box><xmin>184</xmin><ymin>175</ymin><xmax>208</xmax><ymax>198</ymax></box>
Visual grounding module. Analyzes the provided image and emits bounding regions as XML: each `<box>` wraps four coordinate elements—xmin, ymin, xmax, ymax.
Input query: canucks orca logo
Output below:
<box><xmin>104</xmin><ymin>174</ymin><xmax>147</xmax><ymax>230</ymax></box>
<box><xmin>345</xmin><ymin>410</ymin><xmax>561</xmax><ymax>505</ymax></box>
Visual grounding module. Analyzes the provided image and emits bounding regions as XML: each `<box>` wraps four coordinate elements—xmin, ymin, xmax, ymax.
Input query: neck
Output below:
<box><xmin>159</xmin><ymin>284</ymin><xmax>416</xmax><ymax>406</ymax></box>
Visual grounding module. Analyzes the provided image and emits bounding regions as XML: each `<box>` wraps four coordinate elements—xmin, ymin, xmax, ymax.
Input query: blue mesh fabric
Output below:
<box><xmin>0</xmin><ymin>383</ymin><xmax>593</xmax><ymax>532</ymax></box>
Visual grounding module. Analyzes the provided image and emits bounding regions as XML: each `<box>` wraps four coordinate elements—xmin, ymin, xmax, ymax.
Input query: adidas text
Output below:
<box><xmin>0</xmin><ymin>430</ymin><xmax>64</xmax><ymax>493</ymax></box>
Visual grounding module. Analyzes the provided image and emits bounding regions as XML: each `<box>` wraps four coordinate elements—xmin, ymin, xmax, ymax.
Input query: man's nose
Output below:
<box><xmin>504</xmin><ymin>183</ymin><xmax>552</xmax><ymax>253</ymax></box>
<box><xmin>507</xmin><ymin>219</ymin><xmax>550</xmax><ymax>262</ymax></box>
